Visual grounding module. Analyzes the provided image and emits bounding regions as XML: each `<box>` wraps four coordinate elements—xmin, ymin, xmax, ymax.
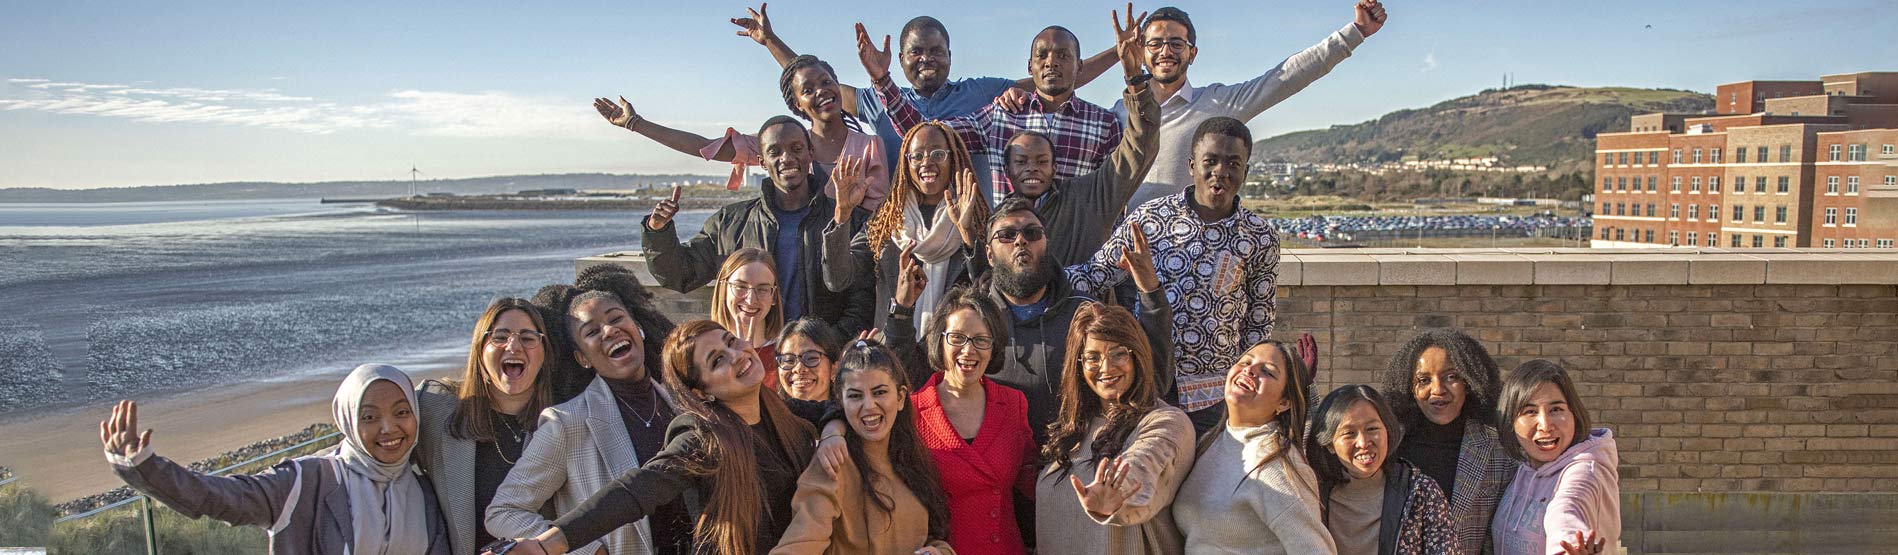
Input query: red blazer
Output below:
<box><xmin>912</xmin><ymin>372</ymin><xmax>1037</xmax><ymax>555</ymax></box>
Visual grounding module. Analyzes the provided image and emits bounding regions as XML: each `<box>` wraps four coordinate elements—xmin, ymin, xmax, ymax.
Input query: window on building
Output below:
<box><xmin>1757</xmin><ymin>146</ymin><xmax>1769</xmax><ymax>163</ymax></box>
<box><xmin>1776</xmin><ymin>206</ymin><xmax>1788</xmax><ymax>224</ymax></box>
<box><xmin>1710</xmin><ymin>149</ymin><xmax>1722</xmax><ymax>164</ymax></box>
<box><xmin>1688</xmin><ymin>231</ymin><xmax>1698</xmax><ymax>245</ymax></box>
<box><xmin>1828</xmin><ymin>176</ymin><xmax>1840</xmax><ymax>193</ymax></box>
<box><xmin>1756</xmin><ymin>176</ymin><xmax>1768</xmax><ymax>193</ymax></box>
<box><xmin>1711</xmin><ymin>204</ymin><xmax>1720</xmax><ymax>220</ymax></box>
<box><xmin>1849</xmin><ymin>144</ymin><xmax>1866</xmax><ymax>161</ymax></box>
<box><xmin>1670</xmin><ymin>204</ymin><xmax>1680</xmax><ymax>219</ymax></box>
<box><xmin>1848</xmin><ymin>176</ymin><xmax>1860</xmax><ymax>194</ymax></box>
<box><xmin>1736</xmin><ymin>148</ymin><xmax>1747</xmax><ymax>163</ymax></box>
<box><xmin>1753</xmin><ymin>235</ymin><xmax>1764</xmax><ymax>248</ymax></box>
<box><xmin>1688</xmin><ymin>204</ymin><xmax>1699</xmax><ymax>220</ymax></box>
<box><xmin>1826</xmin><ymin>207</ymin><xmax>1838</xmax><ymax>225</ymax></box>
<box><xmin>1618</xmin><ymin>177</ymin><xmax>1627</xmax><ymax>191</ymax></box>
<box><xmin>1774</xmin><ymin>236</ymin><xmax>1787</xmax><ymax>248</ymax></box>
<box><xmin>1693</xmin><ymin>148</ymin><xmax>1703</xmax><ymax>164</ymax></box>
<box><xmin>1648</xmin><ymin>176</ymin><xmax>1658</xmax><ymax>191</ymax></box>
<box><xmin>1673</xmin><ymin>149</ymin><xmax>1683</xmax><ymax>164</ymax></box>
<box><xmin>1754</xmin><ymin>206</ymin><xmax>1766</xmax><ymax>222</ymax></box>
<box><xmin>1616</xmin><ymin>228</ymin><xmax>1625</xmax><ymax>241</ymax></box>
<box><xmin>1860</xmin><ymin>239</ymin><xmax>1871</xmax><ymax>248</ymax></box>
<box><xmin>1603</xmin><ymin>177</ymin><xmax>1612</xmax><ymax>191</ymax></box>
<box><xmin>1887</xmin><ymin>176</ymin><xmax>1896</xmax><ymax>188</ymax></box>
<box><xmin>1600</xmin><ymin>227</ymin><xmax>1610</xmax><ymax>240</ymax></box>
<box><xmin>1647</xmin><ymin>204</ymin><xmax>1657</xmax><ymax>217</ymax></box>
<box><xmin>1781</xmin><ymin>145</ymin><xmax>1793</xmax><ymax>162</ymax></box>
<box><xmin>1846</xmin><ymin>208</ymin><xmax>1858</xmax><ymax>225</ymax></box>
<box><xmin>1706</xmin><ymin>234</ymin><xmax>1718</xmax><ymax>247</ymax></box>
<box><xmin>1830</xmin><ymin>144</ymin><xmax>1842</xmax><ymax>161</ymax></box>
<box><xmin>1879</xmin><ymin>239</ymin><xmax>1893</xmax><ymax>249</ymax></box>
<box><xmin>1618</xmin><ymin>152</ymin><xmax>1629</xmax><ymax>165</ymax></box>
<box><xmin>1733</xmin><ymin>176</ymin><xmax>1746</xmax><ymax>192</ymax></box>
<box><xmin>1732</xmin><ymin>204</ymin><xmax>1744</xmax><ymax>221</ymax></box>
<box><xmin>1731</xmin><ymin>234</ymin><xmax>1743</xmax><ymax>248</ymax></box>
<box><xmin>1884</xmin><ymin>144</ymin><xmax>1895</xmax><ymax>155</ymax></box>
<box><xmin>1777</xmin><ymin>176</ymin><xmax>1790</xmax><ymax>193</ymax></box>
<box><xmin>1600</xmin><ymin>202</ymin><xmax>1609</xmax><ymax>214</ymax></box>
<box><xmin>1616</xmin><ymin>203</ymin><xmax>1625</xmax><ymax>216</ymax></box>
<box><xmin>1672</xmin><ymin>177</ymin><xmax>1682</xmax><ymax>192</ymax></box>
<box><xmin>1603</xmin><ymin>153</ymin><xmax>1613</xmax><ymax>166</ymax></box>
<box><xmin>1645</xmin><ymin>230</ymin><xmax>1654</xmax><ymax>243</ymax></box>
<box><xmin>1669</xmin><ymin>231</ymin><xmax>1680</xmax><ymax>245</ymax></box>
<box><xmin>1824</xmin><ymin>238</ymin><xmax>1836</xmax><ymax>248</ymax></box>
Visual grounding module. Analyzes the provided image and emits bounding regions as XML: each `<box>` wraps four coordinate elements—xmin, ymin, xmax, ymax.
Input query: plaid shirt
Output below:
<box><xmin>874</xmin><ymin>76</ymin><xmax>1121</xmax><ymax>203</ymax></box>
<box><xmin>1067</xmin><ymin>191</ymin><xmax>1280</xmax><ymax>412</ymax></box>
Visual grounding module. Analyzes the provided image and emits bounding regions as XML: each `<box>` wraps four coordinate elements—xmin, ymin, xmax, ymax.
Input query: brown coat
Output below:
<box><xmin>770</xmin><ymin>454</ymin><xmax>955</xmax><ymax>555</ymax></box>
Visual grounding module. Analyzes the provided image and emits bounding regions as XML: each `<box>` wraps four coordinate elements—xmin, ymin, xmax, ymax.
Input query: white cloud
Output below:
<box><xmin>1</xmin><ymin>77</ymin><xmax>595</xmax><ymax>139</ymax></box>
<box><xmin>1422</xmin><ymin>51</ymin><xmax>1439</xmax><ymax>73</ymax></box>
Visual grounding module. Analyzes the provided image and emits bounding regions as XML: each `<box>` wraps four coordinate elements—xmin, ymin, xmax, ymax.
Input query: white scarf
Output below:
<box><xmin>897</xmin><ymin>198</ymin><xmax>965</xmax><ymax>334</ymax></box>
<box><xmin>330</xmin><ymin>364</ymin><xmax>431</xmax><ymax>555</ymax></box>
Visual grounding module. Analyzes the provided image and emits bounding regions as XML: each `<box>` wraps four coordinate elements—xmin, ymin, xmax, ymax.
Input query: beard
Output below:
<box><xmin>993</xmin><ymin>251</ymin><xmax>1057</xmax><ymax>299</ymax></box>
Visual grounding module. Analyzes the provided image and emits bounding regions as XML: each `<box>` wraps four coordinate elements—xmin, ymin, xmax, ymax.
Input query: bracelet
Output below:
<box><xmin>622</xmin><ymin>114</ymin><xmax>641</xmax><ymax>131</ymax></box>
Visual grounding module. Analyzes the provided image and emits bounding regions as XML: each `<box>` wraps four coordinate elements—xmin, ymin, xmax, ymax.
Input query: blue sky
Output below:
<box><xmin>3</xmin><ymin>0</ymin><xmax>1893</xmax><ymax>189</ymax></box>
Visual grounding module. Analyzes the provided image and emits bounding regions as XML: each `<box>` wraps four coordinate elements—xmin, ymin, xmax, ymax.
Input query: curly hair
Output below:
<box><xmin>559</xmin><ymin>265</ymin><xmax>679</xmax><ymax>390</ymax></box>
<box><xmin>863</xmin><ymin>120</ymin><xmax>977</xmax><ymax>263</ymax></box>
<box><xmin>1041</xmin><ymin>301</ymin><xmax>1158</xmax><ymax>479</ymax></box>
<box><xmin>779</xmin><ymin>55</ymin><xmax>862</xmax><ymax>131</ymax></box>
<box><xmin>1378</xmin><ymin>328</ymin><xmax>1502</xmax><ymax>429</ymax></box>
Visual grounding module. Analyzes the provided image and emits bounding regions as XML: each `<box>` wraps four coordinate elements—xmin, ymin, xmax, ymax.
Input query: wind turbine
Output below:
<box><xmin>409</xmin><ymin>165</ymin><xmax>423</xmax><ymax>198</ymax></box>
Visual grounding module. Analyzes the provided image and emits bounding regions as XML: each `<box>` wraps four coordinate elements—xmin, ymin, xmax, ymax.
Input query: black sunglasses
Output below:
<box><xmin>991</xmin><ymin>226</ymin><xmax>1046</xmax><ymax>243</ymax></box>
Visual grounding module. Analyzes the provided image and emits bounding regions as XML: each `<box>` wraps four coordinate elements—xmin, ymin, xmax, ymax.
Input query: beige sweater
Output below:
<box><xmin>1165</xmin><ymin>422</ymin><xmax>1337</xmax><ymax>555</ymax></box>
<box><xmin>1034</xmin><ymin>403</ymin><xmax>1196</xmax><ymax>555</ymax></box>
<box><xmin>769</xmin><ymin>451</ymin><xmax>955</xmax><ymax>555</ymax></box>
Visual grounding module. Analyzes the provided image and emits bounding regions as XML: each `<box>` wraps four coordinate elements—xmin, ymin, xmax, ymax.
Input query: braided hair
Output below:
<box><xmin>862</xmin><ymin>120</ymin><xmax>974</xmax><ymax>263</ymax></box>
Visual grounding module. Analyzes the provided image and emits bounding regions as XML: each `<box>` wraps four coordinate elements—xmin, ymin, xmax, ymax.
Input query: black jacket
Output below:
<box><xmin>1031</xmin><ymin>79</ymin><xmax>1160</xmax><ymax>268</ymax></box>
<box><xmin>643</xmin><ymin>176</ymin><xmax>875</xmax><ymax>335</ymax></box>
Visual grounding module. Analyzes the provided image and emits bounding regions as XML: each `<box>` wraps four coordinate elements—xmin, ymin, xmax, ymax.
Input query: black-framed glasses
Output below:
<box><xmin>776</xmin><ymin>351</ymin><xmax>828</xmax><ymax>370</ymax></box>
<box><xmin>485</xmin><ymin>330</ymin><xmax>545</xmax><ymax>348</ymax></box>
<box><xmin>1143</xmin><ymin>38</ymin><xmax>1192</xmax><ymax>52</ymax></box>
<box><xmin>941</xmin><ymin>332</ymin><xmax>995</xmax><ymax>350</ymax></box>
<box><xmin>991</xmin><ymin>226</ymin><xmax>1046</xmax><ymax>244</ymax></box>
<box><xmin>1081</xmin><ymin>346</ymin><xmax>1134</xmax><ymax>367</ymax></box>
<box><xmin>906</xmin><ymin>149</ymin><xmax>951</xmax><ymax>163</ymax></box>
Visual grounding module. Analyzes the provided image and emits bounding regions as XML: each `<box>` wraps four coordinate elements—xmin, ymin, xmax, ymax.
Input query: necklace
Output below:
<box><xmin>615</xmin><ymin>386</ymin><xmax>663</xmax><ymax>428</ymax></box>
<box><xmin>493</xmin><ymin>412</ymin><xmax>525</xmax><ymax>465</ymax></box>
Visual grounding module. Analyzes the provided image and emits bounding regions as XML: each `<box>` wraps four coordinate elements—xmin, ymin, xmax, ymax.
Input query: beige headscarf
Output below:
<box><xmin>329</xmin><ymin>363</ymin><xmax>431</xmax><ymax>555</ymax></box>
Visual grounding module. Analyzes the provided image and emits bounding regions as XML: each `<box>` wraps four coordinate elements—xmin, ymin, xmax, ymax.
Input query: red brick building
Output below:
<box><xmin>1595</xmin><ymin>71</ymin><xmax>1898</xmax><ymax>248</ymax></box>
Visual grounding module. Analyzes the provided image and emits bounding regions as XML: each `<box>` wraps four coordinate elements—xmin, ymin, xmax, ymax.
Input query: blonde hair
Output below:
<box><xmin>709</xmin><ymin>248</ymin><xmax>784</xmax><ymax>341</ymax></box>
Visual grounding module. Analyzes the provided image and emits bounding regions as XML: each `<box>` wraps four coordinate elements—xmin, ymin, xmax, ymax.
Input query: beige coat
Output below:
<box><xmin>770</xmin><ymin>452</ymin><xmax>955</xmax><ymax>555</ymax></box>
<box><xmin>1034</xmin><ymin>403</ymin><xmax>1196</xmax><ymax>555</ymax></box>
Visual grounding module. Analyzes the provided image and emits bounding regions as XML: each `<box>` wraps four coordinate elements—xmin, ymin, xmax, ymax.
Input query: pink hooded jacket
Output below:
<box><xmin>1491</xmin><ymin>428</ymin><xmax>1620</xmax><ymax>555</ymax></box>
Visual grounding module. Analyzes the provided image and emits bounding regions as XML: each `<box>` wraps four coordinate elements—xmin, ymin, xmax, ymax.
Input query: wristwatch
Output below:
<box><xmin>1125</xmin><ymin>72</ymin><xmax>1153</xmax><ymax>87</ymax></box>
<box><xmin>889</xmin><ymin>301</ymin><xmax>915</xmax><ymax>320</ymax></box>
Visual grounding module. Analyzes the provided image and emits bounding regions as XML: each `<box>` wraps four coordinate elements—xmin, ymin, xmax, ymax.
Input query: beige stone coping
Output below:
<box><xmin>1281</xmin><ymin>248</ymin><xmax>1898</xmax><ymax>286</ymax></box>
<box><xmin>582</xmin><ymin>249</ymin><xmax>1898</xmax><ymax>287</ymax></box>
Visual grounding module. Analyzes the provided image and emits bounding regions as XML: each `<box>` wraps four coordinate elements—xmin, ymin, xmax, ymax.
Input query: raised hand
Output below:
<box><xmin>592</xmin><ymin>96</ymin><xmax>639</xmax><ymax>130</ymax></box>
<box><xmin>1558</xmin><ymin>530</ymin><xmax>1604</xmax><ymax>555</ymax></box>
<box><xmin>893</xmin><ymin>242</ymin><xmax>927</xmax><ymax>309</ymax></box>
<box><xmin>647</xmin><ymin>185</ymin><xmax>682</xmax><ymax>231</ymax></box>
<box><xmin>100</xmin><ymin>399</ymin><xmax>153</xmax><ymax>459</ymax></box>
<box><xmin>730</xmin><ymin>3</ymin><xmax>774</xmax><ymax>46</ymax></box>
<box><xmin>855</xmin><ymin>23</ymin><xmax>893</xmax><ymax>82</ymax></box>
<box><xmin>1354</xmin><ymin>0</ymin><xmax>1387</xmax><ymax>37</ymax></box>
<box><xmin>1111</xmin><ymin>2</ymin><xmax>1149</xmax><ymax>78</ymax></box>
<box><xmin>854</xmin><ymin>328</ymin><xmax>881</xmax><ymax>343</ymax></box>
<box><xmin>1117</xmin><ymin>222</ymin><xmax>1161</xmax><ymax>293</ymax></box>
<box><xmin>949</xmin><ymin>167</ymin><xmax>989</xmax><ymax>247</ymax></box>
<box><xmin>1069</xmin><ymin>455</ymin><xmax>1134</xmax><ymax>517</ymax></box>
<box><xmin>831</xmin><ymin>155</ymin><xmax>868</xmax><ymax>224</ymax></box>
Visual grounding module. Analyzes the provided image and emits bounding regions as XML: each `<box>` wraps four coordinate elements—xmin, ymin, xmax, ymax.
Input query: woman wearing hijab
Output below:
<box><xmin>100</xmin><ymin>363</ymin><xmax>451</xmax><ymax>555</ymax></box>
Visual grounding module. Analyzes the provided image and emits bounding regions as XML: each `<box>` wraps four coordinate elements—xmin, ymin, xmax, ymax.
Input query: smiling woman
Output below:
<box><xmin>1491</xmin><ymin>360</ymin><xmax>1619</xmax><ymax>555</ymax></box>
<box><xmin>712</xmin><ymin>248</ymin><xmax>786</xmax><ymax>390</ymax></box>
<box><xmin>1304</xmin><ymin>385</ymin><xmax>1457</xmax><ymax>555</ymax></box>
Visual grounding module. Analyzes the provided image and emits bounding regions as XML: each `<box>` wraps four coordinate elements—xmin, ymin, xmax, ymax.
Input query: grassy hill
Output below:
<box><xmin>1254</xmin><ymin>84</ymin><xmax>1714</xmax><ymax>173</ymax></box>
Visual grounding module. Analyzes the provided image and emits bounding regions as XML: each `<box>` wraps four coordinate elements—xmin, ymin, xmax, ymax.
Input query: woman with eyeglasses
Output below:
<box><xmin>875</xmin><ymin>284</ymin><xmax>1034</xmax><ymax>555</ymax></box>
<box><xmin>712</xmin><ymin>248</ymin><xmax>787</xmax><ymax>391</ymax></box>
<box><xmin>594</xmin><ymin>55</ymin><xmax>890</xmax><ymax>210</ymax></box>
<box><xmin>823</xmin><ymin>120</ymin><xmax>989</xmax><ymax>335</ymax></box>
<box><xmin>415</xmin><ymin>297</ymin><xmax>557</xmax><ymax>554</ymax></box>
<box><xmin>1036</xmin><ymin>301</ymin><xmax>1193</xmax><ymax>555</ymax></box>
<box><xmin>487</xmin><ymin>266</ymin><xmax>693</xmax><ymax>555</ymax></box>
<box><xmin>774</xmin><ymin>318</ymin><xmax>845</xmax><ymax>403</ymax></box>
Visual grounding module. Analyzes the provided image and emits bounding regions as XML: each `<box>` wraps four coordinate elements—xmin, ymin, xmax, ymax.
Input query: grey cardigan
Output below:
<box><xmin>113</xmin><ymin>452</ymin><xmax>451</xmax><ymax>555</ymax></box>
<box><xmin>418</xmin><ymin>379</ymin><xmax>556</xmax><ymax>555</ymax></box>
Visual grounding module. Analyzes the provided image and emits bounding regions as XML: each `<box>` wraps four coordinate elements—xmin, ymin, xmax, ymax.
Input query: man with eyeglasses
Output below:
<box><xmin>887</xmin><ymin>195</ymin><xmax>1174</xmax><ymax>434</ymax></box>
<box><xmin>1118</xmin><ymin>1</ymin><xmax>1387</xmax><ymax>209</ymax></box>
<box><xmin>861</xmin><ymin>6</ymin><xmax>1146</xmax><ymax>203</ymax></box>
<box><xmin>1002</xmin><ymin>8</ymin><xmax>1160</xmax><ymax>268</ymax></box>
<box><xmin>731</xmin><ymin>6</ymin><xmax>1119</xmax><ymax>195</ymax></box>
<box><xmin>642</xmin><ymin>116</ymin><xmax>877</xmax><ymax>336</ymax></box>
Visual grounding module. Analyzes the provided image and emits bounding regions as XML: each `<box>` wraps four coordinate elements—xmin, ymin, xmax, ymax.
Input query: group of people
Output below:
<box><xmin>99</xmin><ymin>2</ymin><xmax>1621</xmax><ymax>555</ymax></box>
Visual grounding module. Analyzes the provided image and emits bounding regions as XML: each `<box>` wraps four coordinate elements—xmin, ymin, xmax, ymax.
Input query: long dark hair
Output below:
<box><xmin>1378</xmin><ymin>328</ymin><xmax>1501</xmax><ymax>429</ymax></box>
<box><xmin>1304</xmin><ymin>384</ymin><xmax>1403</xmax><ymax>522</ymax></box>
<box><xmin>1198</xmin><ymin>340</ymin><xmax>1311</xmax><ymax>485</ymax></box>
<box><xmin>1042</xmin><ymin>302</ymin><xmax>1158</xmax><ymax>479</ymax></box>
<box><xmin>450</xmin><ymin>297</ymin><xmax>555</xmax><ymax>441</ymax></box>
<box><xmin>832</xmin><ymin>339</ymin><xmax>951</xmax><ymax>541</ymax></box>
<box><xmin>659</xmin><ymin>319</ymin><xmax>816</xmax><ymax>555</ymax></box>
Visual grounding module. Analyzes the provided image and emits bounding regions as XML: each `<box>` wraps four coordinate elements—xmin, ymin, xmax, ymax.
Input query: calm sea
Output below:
<box><xmin>0</xmin><ymin>199</ymin><xmax>714</xmax><ymax>415</ymax></box>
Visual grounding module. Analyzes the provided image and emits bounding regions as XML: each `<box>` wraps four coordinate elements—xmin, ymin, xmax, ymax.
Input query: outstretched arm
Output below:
<box><xmin>734</xmin><ymin>3</ymin><xmax>862</xmax><ymax>115</ymax></box>
<box><xmin>593</xmin><ymin>96</ymin><xmax>736</xmax><ymax>162</ymax></box>
<box><xmin>101</xmin><ymin>400</ymin><xmax>297</xmax><ymax>529</ymax></box>
<box><xmin>1221</xmin><ymin>0</ymin><xmax>1381</xmax><ymax>122</ymax></box>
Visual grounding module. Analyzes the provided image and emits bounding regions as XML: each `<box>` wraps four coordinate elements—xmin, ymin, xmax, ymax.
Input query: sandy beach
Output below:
<box><xmin>0</xmin><ymin>364</ymin><xmax>458</xmax><ymax>504</ymax></box>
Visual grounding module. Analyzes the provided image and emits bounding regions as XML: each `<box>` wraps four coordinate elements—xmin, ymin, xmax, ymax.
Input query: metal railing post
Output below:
<box><xmin>142</xmin><ymin>495</ymin><xmax>159</xmax><ymax>555</ymax></box>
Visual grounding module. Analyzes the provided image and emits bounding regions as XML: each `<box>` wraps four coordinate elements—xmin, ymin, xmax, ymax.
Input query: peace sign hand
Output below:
<box><xmin>1354</xmin><ymin>0</ymin><xmax>1387</xmax><ymax>38</ymax></box>
<box><xmin>1111</xmin><ymin>3</ymin><xmax>1149</xmax><ymax>79</ymax></box>
<box><xmin>592</xmin><ymin>96</ymin><xmax>639</xmax><ymax>130</ymax></box>
<box><xmin>730</xmin><ymin>3</ymin><xmax>775</xmax><ymax>46</ymax></box>
<box><xmin>1117</xmin><ymin>222</ymin><xmax>1161</xmax><ymax>293</ymax></box>
<box><xmin>100</xmin><ymin>399</ymin><xmax>154</xmax><ymax>460</ymax></box>
<box><xmin>1069</xmin><ymin>455</ymin><xmax>1135</xmax><ymax>518</ymax></box>
<box><xmin>855</xmin><ymin>23</ymin><xmax>893</xmax><ymax>82</ymax></box>
<box><xmin>831</xmin><ymin>155</ymin><xmax>868</xmax><ymax>224</ymax></box>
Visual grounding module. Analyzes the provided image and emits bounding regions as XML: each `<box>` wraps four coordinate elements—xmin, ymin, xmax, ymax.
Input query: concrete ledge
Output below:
<box><xmin>1281</xmin><ymin>249</ymin><xmax>1898</xmax><ymax>286</ymax></box>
